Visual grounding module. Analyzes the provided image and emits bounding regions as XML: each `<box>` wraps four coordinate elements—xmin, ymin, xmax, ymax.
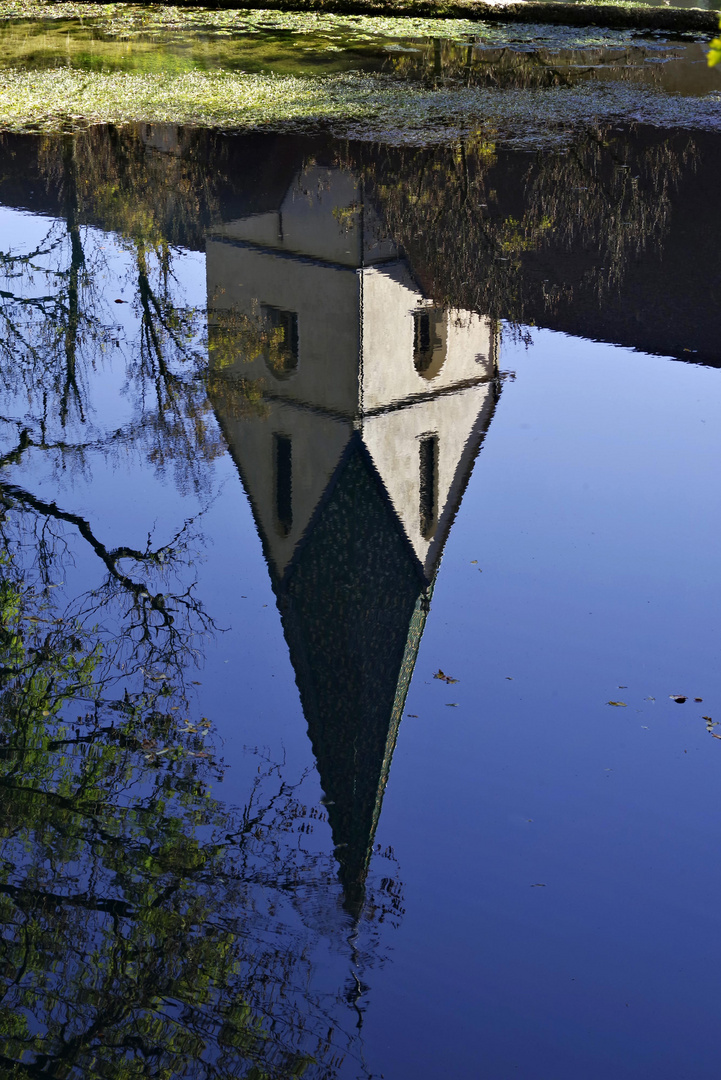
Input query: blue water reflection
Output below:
<box><xmin>0</xmin><ymin>125</ymin><xmax>720</xmax><ymax>1079</ymax></box>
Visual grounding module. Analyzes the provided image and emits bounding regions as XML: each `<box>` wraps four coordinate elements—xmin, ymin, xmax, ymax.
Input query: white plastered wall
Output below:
<box><xmin>360</xmin><ymin>265</ymin><xmax>494</xmax><ymax>413</ymax></box>
<box><xmin>362</xmin><ymin>383</ymin><xmax>495</xmax><ymax>575</ymax></box>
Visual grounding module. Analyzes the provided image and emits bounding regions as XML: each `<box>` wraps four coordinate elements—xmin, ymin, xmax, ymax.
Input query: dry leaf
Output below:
<box><xmin>434</xmin><ymin>669</ymin><xmax>458</xmax><ymax>684</ymax></box>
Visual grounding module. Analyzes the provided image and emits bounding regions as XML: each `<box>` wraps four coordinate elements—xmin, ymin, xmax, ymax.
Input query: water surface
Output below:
<box><xmin>0</xmin><ymin>117</ymin><xmax>720</xmax><ymax>1078</ymax></box>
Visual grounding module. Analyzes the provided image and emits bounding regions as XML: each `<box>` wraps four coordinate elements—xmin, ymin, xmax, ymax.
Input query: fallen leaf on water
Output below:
<box><xmin>618</xmin><ymin>685</ymin><xmax>628</xmax><ymax>689</ymax></box>
<box><xmin>434</xmin><ymin>669</ymin><xmax>458</xmax><ymax>684</ymax></box>
<box><xmin>607</xmin><ymin>701</ymin><xmax>627</xmax><ymax>707</ymax></box>
<box><xmin>471</xmin><ymin>560</ymin><xmax>478</xmax><ymax>564</ymax></box>
<box><xmin>670</xmin><ymin>695</ymin><xmax>687</xmax><ymax>703</ymax></box>
<box><xmin>695</xmin><ymin>697</ymin><xmax>703</xmax><ymax>702</ymax></box>
<box><xmin>446</xmin><ymin>703</ymin><xmax>459</xmax><ymax>708</ymax></box>
<box><xmin>407</xmin><ymin>713</ymin><xmax>418</xmax><ymax>718</ymax></box>
<box><xmin>531</xmin><ymin>883</ymin><xmax>546</xmax><ymax>887</ymax></box>
<box><xmin>703</xmin><ymin>716</ymin><xmax>713</xmax><ymax>722</ymax></box>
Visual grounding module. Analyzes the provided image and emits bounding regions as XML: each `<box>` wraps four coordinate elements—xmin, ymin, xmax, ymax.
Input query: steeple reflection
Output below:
<box><xmin>207</xmin><ymin>165</ymin><xmax>500</xmax><ymax>913</ymax></box>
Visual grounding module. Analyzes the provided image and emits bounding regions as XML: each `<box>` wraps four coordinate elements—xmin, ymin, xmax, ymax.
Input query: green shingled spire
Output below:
<box><xmin>277</xmin><ymin>435</ymin><xmax>433</xmax><ymax>916</ymax></box>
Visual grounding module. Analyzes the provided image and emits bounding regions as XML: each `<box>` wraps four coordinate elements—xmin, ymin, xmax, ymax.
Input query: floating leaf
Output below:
<box><xmin>434</xmin><ymin>669</ymin><xmax>458</xmax><ymax>684</ymax></box>
<box><xmin>670</xmin><ymin>695</ymin><xmax>687</xmax><ymax>704</ymax></box>
<box><xmin>607</xmin><ymin>701</ymin><xmax>627</xmax><ymax>707</ymax></box>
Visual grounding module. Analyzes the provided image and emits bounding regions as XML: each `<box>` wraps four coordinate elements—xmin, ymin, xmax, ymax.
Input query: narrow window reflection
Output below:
<box><xmin>419</xmin><ymin>434</ymin><xmax>439</xmax><ymax>540</ymax></box>
<box><xmin>261</xmin><ymin>304</ymin><xmax>299</xmax><ymax>379</ymax></box>
<box><xmin>412</xmin><ymin>308</ymin><xmax>445</xmax><ymax>379</ymax></box>
<box><xmin>274</xmin><ymin>434</ymin><xmax>293</xmax><ymax>537</ymax></box>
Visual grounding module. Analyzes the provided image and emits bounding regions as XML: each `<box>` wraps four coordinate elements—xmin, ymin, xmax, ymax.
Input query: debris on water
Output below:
<box><xmin>670</xmin><ymin>695</ymin><xmax>687</xmax><ymax>703</ymax></box>
<box><xmin>607</xmin><ymin>701</ymin><xmax>627</xmax><ymax>707</ymax></box>
<box><xmin>446</xmin><ymin>703</ymin><xmax>459</xmax><ymax>707</ymax></box>
<box><xmin>531</xmin><ymin>883</ymin><xmax>546</xmax><ymax>887</ymax></box>
<box><xmin>407</xmin><ymin>713</ymin><xmax>419</xmax><ymax>718</ymax></box>
<box><xmin>694</xmin><ymin>697</ymin><xmax>703</xmax><ymax>702</ymax></box>
<box><xmin>434</xmin><ymin>669</ymin><xmax>458</xmax><ymax>683</ymax></box>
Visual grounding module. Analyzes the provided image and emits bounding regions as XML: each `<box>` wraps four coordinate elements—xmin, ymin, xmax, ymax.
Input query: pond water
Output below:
<box><xmin>1</xmin><ymin>17</ymin><xmax>721</xmax><ymax>1080</ymax></box>
<box><xmin>1</xmin><ymin>8</ymin><xmax>718</xmax><ymax>97</ymax></box>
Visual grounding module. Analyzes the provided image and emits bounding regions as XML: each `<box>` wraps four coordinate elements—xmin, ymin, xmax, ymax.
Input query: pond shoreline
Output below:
<box><xmin>40</xmin><ymin>0</ymin><xmax>717</xmax><ymax>34</ymax></box>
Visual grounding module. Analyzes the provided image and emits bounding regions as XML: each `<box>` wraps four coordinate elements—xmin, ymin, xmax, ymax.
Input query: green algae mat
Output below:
<box><xmin>0</xmin><ymin>2</ymin><xmax>719</xmax><ymax>143</ymax></box>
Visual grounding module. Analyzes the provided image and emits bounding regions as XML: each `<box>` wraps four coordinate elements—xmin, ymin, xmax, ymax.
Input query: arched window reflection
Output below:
<box><xmin>262</xmin><ymin>304</ymin><xmax>299</xmax><ymax>380</ymax></box>
<box><xmin>413</xmin><ymin>308</ymin><xmax>445</xmax><ymax>379</ymax></box>
<box><xmin>419</xmin><ymin>434</ymin><xmax>439</xmax><ymax>540</ymax></box>
<box><xmin>274</xmin><ymin>434</ymin><xmax>293</xmax><ymax>537</ymax></box>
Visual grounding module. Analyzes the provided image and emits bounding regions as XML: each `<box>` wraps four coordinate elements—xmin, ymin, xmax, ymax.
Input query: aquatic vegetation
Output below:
<box><xmin>0</xmin><ymin>1</ymin><xmax>704</xmax><ymax>52</ymax></box>
<box><xmin>0</xmin><ymin>65</ymin><xmax>718</xmax><ymax>144</ymax></box>
<box><xmin>0</xmin><ymin>1</ymin><xmax>716</xmax><ymax>141</ymax></box>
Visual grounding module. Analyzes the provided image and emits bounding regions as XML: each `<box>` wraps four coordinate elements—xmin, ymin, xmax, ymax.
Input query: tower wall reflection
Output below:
<box><xmin>207</xmin><ymin>164</ymin><xmax>500</xmax><ymax>913</ymax></box>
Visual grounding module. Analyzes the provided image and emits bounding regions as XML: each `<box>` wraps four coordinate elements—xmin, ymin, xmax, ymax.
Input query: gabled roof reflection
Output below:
<box><xmin>207</xmin><ymin>164</ymin><xmax>500</xmax><ymax>915</ymax></box>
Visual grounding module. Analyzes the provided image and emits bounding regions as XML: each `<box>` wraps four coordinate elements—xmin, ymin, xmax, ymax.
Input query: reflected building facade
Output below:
<box><xmin>207</xmin><ymin>166</ymin><xmax>500</xmax><ymax>913</ymax></box>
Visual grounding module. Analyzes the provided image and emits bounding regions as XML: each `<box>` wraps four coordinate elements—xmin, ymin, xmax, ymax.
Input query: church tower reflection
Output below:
<box><xmin>206</xmin><ymin>165</ymin><xmax>500</xmax><ymax>914</ymax></box>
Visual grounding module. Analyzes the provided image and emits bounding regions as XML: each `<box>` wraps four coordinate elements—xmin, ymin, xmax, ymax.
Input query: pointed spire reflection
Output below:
<box><xmin>207</xmin><ymin>164</ymin><xmax>500</xmax><ymax>915</ymax></box>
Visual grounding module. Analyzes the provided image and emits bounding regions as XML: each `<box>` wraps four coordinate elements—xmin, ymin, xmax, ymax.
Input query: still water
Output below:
<box><xmin>0</xmin><ymin>122</ymin><xmax>720</xmax><ymax>1078</ymax></box>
